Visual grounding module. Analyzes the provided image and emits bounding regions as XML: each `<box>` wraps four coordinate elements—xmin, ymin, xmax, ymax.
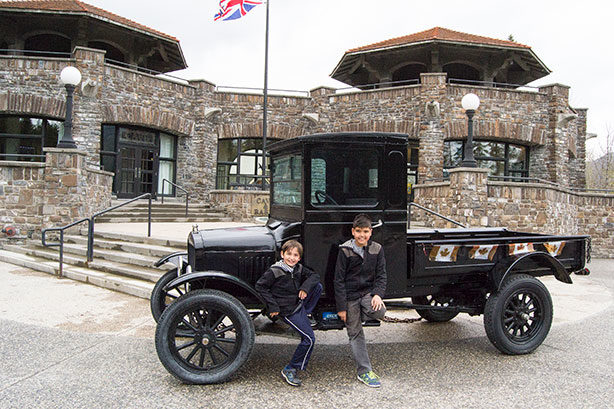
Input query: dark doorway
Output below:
<box><xmin>117</xmin><ymin>146</ymin><xmax>157</xmax><ymax>198</ymax></box>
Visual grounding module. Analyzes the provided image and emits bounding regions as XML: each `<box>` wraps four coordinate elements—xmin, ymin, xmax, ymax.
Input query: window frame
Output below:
<box><xmin>215</xmin><ymin>137</ymin><xmax>279</xmax><ymax>190</ymax></box>
<box><xmin>443</xmin><ymin>139</ymin><xmax>529</xmax><ymax>179</ymax></box>
<box><xmin>0</xmin><ymin>115</ymin><xmax>62</xmax><ymax>162</ymax></box>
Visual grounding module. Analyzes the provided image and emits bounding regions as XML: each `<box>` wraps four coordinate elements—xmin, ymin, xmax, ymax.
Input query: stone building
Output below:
<box><xmin>1</xmin><ymin>1</ymin><xmax>612</xmax><ymax>256</ymax></box>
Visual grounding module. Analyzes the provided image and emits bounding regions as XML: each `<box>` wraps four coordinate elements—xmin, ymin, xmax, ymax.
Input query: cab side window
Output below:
<box><xmin>310</xmin><ymin>148</ymin><xmax>379</xmax><ymax>207</ymax></box>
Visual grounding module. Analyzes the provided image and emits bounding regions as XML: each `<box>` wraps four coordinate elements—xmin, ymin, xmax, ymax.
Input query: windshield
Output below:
<box><xmin>310</xmin><ymin>148</ymin><xmax>379</xmax><ymax>207</ymax></box>
<box><xmin>272</xmin><ymin>153</ymin><xmax>302</xmax><ymax>206</ymax></box>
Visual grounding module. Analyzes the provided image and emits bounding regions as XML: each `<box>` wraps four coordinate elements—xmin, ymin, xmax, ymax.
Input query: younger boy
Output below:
<box><xmin>334</xmin><ymin>213</ymin><xmax>387</xmax><ymax>387</ymax></box>
<box><xmin>255</xmin><ymin>240</ymin><xmax>322</xmax><ymax>387</ymax></box>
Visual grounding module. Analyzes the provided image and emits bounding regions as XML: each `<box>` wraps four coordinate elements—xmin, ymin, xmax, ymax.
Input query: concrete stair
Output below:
<box><xmin>0</xmin><ymin>230</ymin><xmax>185</xmax><ymax>299</ymax></box>
<box><xmin>95</xmin><ymin>200</ymin><xmax>232</xmax><ymax>223</ymax></box>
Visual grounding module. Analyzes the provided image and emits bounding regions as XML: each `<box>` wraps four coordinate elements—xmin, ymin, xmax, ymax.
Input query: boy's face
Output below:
<box><xmin>281</xmin><ymin>247</ymin><xmax>301</xmax><ymax>267</ymax></box>
<box><xmin>351</xmin><ymin>226</ymin><xmax>372</xmax><ymax>247</ymax></box>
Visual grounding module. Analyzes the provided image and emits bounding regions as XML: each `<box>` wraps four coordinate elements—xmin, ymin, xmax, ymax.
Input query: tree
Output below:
<box><xmin>586</xmin><ymin>126</ymin><xmax>614</xmax><ymax>190</ymax></box>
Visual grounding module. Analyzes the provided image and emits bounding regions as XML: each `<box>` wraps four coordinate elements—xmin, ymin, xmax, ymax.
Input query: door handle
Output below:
<box><xmin>372</xmin><ymin>219</ymin><xmax>383</xmax><ymax>229</ymax></box>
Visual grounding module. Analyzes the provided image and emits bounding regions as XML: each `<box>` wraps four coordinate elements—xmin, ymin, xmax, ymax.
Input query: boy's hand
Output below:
<box><xmin>371</xmin><ymin>295</ymin><xmax>384</xmax><ymax>311</ymax></box>
<box><xmin>298</xmin><ymin>290</ymin><xmax>307</xmax><ymax>300</ymax></box>
<box><xmin>270</xmin><ymin>311</ymin><xmax>279</xmax><ymax>317</ymax></box>
<box><xmin>338</xmin><ymin>311</ymin><xmax>347</xmax><ymax>322</ymax></box>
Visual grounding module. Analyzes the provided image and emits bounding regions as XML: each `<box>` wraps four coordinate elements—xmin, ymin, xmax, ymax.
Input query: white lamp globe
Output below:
<box><xmin>60</xmin><ymin>66</ymin><xmax>82</xmax><ymax>86</ymax></box>
<box><xmin>461</xmin><ymin>93</ymin><xmax>480</xmax><ymax>111</ymax></box>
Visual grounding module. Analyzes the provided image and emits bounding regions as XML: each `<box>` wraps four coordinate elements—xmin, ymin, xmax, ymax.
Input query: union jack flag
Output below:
<box><xmin>214</xmin><ymin>0</ymin><xmax>263</xmax><ymax>21</ymax></box>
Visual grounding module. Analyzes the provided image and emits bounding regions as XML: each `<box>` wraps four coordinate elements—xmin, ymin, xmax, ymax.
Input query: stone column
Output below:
<box><xmin>447</xmin><ymin>167</ymin><xmax>489</xmax><ymax>227</ymax></box>
<box><xmin>42</xmin><ymin>148</ymin><xmax>89</xmax><ymax>229</ymax></box>
<box><xmin>538</xmin><ymin>84</ymin><xmax>572</xmax><ymax>185</ymax></box>
<box><xmin>418</xmin><ymin>73</ymin><xmax>447</xmax><ymax>180</ymax></box>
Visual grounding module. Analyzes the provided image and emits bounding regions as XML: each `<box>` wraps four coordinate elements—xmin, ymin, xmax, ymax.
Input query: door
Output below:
<box><xmin>117</xmin><ymin>146</ymin><xmax>158</xmax><ymax>198</ymax></box>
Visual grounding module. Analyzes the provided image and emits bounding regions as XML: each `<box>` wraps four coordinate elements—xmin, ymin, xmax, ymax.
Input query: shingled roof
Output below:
<box><xmin>348</xmin><ymin>27</ymin><xmax>530</xmax><ymax>53</ymax></box>
<box><xmin>0</xmin><ymin>0</ymin><xmax>178</xmax><ymax>42</ymax></box>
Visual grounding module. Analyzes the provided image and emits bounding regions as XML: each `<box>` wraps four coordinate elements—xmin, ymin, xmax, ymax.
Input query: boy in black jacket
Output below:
<box><xmin>334</xmin><ymin>213</ymin><xmax>387</xmax><ymax>388</ymax></box>
<box><xmin>255</xmin><ymin>240</ymin><xmax>322</xmax><ymax>387</ymax></box>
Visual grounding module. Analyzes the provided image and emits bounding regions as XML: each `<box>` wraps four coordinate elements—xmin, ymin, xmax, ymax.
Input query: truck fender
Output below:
<box><xmin>163</xmin><ymin>270</ymin><xmax>267</xmax><ymax>305</ymax></box>
<box><xmin>491</xmin><ymin>251</ymin><xmax>572</xmax><ymax>291</ymax></box>
<box><xmin>154</xmin><ymin>252</ymin><xmax>188</xmax><ymax>268</ymax></box>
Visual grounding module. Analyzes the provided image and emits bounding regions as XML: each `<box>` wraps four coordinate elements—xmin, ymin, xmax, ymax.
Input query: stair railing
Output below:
<box><xmin>42</xmin><ymin>193</ymin><xmax>152</xmax><ymax>276</ymax></box>
<box><xmin>42</xmin><ymin>218</ymin><xmax>91</xmax><ymax>277</ymax></box>
<box><xmin>160</xmin><ymin>179</ymin><xmax>189</xmax><ymax>217</ymax></box>
<box><xmin>408</xmin><ymin>202</ymin><xmax>466</xmax><ymax>228</ymax></box>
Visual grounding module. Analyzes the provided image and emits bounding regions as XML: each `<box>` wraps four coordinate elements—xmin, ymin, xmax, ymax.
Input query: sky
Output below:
<box><xmin>86</xmin><ymin>0</ymin><xmax>613</xmax><ymax>156</ymax></box>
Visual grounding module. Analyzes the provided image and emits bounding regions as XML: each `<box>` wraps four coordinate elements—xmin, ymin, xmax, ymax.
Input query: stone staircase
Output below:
<box><xmin>95</xmin><ymin>199</ymin><xmax>232</xmax><ymax>223</ymax></box>
<box><xmin>0</xmin><ymin>230</ymin><xmax>185</xmax><ymax>299</ymax></box>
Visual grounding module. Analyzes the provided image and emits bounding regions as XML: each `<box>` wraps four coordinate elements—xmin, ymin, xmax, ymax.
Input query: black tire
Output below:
<box><xmin>150</xmin><ymin>268</ymin><xmax>186</xmax><ymax>323</ymax></box>
<box><xmin>484</xmin><ymin>274</ymin><xmax>553</xmax><ymax>355</ymax></box>
<box><xmin>155</xmin><ymin>289</ymin><xmax>255</xmax><ymax>384</ymax></box>
<box><xmin>412</xmin><ymin>295</ymin><xmax>460</xmax><ymax>322</ymax></box>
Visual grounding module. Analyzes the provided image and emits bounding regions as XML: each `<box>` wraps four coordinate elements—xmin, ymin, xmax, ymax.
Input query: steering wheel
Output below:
<box><xmin>314</xmin><ymin>190</ymin><xmax>338</xmax><ymax>205</ymax></box>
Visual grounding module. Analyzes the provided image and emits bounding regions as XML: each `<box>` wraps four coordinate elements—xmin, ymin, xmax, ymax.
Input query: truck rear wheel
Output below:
<box><xmin>155</xmin><ymin>289</ymin><xmax>255</xmax><ymax>384</ymax></box>
<box><xmin>412</xmin><ymin>295</ymin><xmax>460</xmax><ymax>322</ymax></box>
<box><xmin>484</xmin><ymin>274</ymin><xmax>553</xmax><ymax>355</ymax></box>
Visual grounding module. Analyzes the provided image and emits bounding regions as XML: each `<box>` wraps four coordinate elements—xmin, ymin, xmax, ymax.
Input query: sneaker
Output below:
<box><xmin>357</xmin><ymin>371</ymin><xmax>381</xmax><ymax>388</ymax></box>
<box><xmin>308</xmin><ymin>314</ymin><xmax>317</xmax><ymax>328</ymax></box>
<box><xmin>281</xmin><ymin>366</ymin><xmax>302</xmax><ymax>387</ymax></box>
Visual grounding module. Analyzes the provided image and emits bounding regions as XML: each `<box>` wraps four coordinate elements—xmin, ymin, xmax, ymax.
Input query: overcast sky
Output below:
<box><xmin>87</xmin><ymin>0</ymin><xmax>613</xmax><ymax>155</ymax></box>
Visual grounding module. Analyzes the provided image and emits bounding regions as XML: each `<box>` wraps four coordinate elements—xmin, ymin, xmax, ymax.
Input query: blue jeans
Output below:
<box><xmin>282</xmin><ymin>282</ymin><xmax>323</xmax><ymax>370</ymax></box>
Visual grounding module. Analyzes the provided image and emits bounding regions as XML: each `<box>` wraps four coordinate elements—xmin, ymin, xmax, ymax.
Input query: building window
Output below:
<box><xmin>0</xmin><ymin>116</ymin><xmax>62</xmax><ymax>162</ymax></box>
<box><xmin>216</xmin><ymin>137</ymin><xmax>278</xmax><ymax>190</ymax></box>
<box><xmin>444</xmin><ymin>140</ymin><xmax>529</xmax><ymax>179</ymax></box>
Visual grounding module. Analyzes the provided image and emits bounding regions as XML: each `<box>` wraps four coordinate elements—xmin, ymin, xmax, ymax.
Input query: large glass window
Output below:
<box><xmin>444</xmin><ymin>140</ymin><xmax>528</xmax><ymax>179</ymax></box>
<box><xmin>0</xmin><ymin>116</ymin><xmax>62</xmax><ymax>162</ymax></box>
<box><xmin>272</xmin><ymin>154</ymin><xmax>302</xmax><ymax>206</ymax></box>
<box><xmin>310</xmin><ymin>148</ymin><xmax>379</xmax><ymax>207</ymax></box>
<box><xmin>158</xmin><ymin>133</ymin><xmax>176</xmax><ymax>195</ymax></box>
<box><xmin>216</xmin><ymin>137</ymin><xmax>278</xmax><ymax>190</ymax></box>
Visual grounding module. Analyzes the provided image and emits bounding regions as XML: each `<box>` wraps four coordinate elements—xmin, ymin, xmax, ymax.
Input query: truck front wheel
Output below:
<box><xmin>412</xmin><ymin>295</ymin><xmax>460</xmax><ymax>322</ymax></box>
<box><xmin>155</xmin><ymin>289</ymin><xmax>255</xmax><ymax>384</ymax></box>
<box><xmin>484</xmin><ymin>274</ymin><xmax>553</xmax><ymax>355</ymax></box>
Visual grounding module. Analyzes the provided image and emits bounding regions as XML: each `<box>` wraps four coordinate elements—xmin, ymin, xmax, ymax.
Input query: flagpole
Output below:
<box><xmin>262</xmin><ymin>0</ymin><xmax>269</xmax><ymax>191</ymax></box>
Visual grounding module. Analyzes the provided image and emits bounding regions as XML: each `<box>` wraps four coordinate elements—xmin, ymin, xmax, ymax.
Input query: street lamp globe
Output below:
<box><xmin>461</xmin><ymin>93</ymin><xmax>480</xmax><ymax>111</ymax></box>
<box><xmin>60</xmin><ymin>66</ymin><xmax>82</xmax><ymax>86</ymax></box>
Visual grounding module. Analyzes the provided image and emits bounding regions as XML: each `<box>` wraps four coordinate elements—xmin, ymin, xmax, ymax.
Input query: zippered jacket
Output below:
<box><xmin>334</xmin><ymin>240</ymin><xmax>387</xmax><ymax>312</ymax></box>
<box><xmin>255</xmin><ymin>263</ymin><xmax>320</xmax><ymax>316</ymax></box>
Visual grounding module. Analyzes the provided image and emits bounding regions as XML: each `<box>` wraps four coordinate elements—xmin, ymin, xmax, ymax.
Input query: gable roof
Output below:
<box><xmin>348</xmin><ymin>27</ymin><xmax>530</xmax><ymax>53</ymax></box>
<box><xmin>0</xmin><ymin>0</ymin><xmax>178</xmax><ymax>42</ymax></box>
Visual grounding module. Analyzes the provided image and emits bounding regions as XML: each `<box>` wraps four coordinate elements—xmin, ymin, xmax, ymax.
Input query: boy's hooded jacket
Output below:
<box><xmin>334</xmin><ymin>240</ymin><xmax>387</xmax><ymax>312</ymax></box>
<box><xmin>256</xmin><ymin>263</ymin><xmax>320</xmax><ymax>316</ymax></box>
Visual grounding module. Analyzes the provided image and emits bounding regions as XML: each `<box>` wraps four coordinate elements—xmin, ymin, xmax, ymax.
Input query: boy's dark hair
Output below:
<box><xmin>353</xmin><ymin>213</ymin><xmax>372</xmax><ymax>229</ymax></box>
<box><xmin>281</xmin><ymin>239</ymin><xmax>303</xmax><ymax>257</ymax></box>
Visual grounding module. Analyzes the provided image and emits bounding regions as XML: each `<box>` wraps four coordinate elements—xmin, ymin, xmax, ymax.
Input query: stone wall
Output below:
<box><xmin>413</xmin><ymin>169</ymin><xmax>614</xmax><ymax>258</ymax></box>
<box><xmin>0</xmin><ymin>161</ymin><xmax>45</xmax><ymax>238</ymax></box>
<box><xmin>209</xmin><ymin>190</ymin><xmax>269</xmax><ymax>221</ymax></box>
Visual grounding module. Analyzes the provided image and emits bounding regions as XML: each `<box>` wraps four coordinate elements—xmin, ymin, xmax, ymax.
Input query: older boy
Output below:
<box><xmin>255</xmin><ymin>240</ymin><xmax>322</xmax><ymax>387</ymax></box>
<box><xmin>334</xmin><ymin>213</ymin><xmax>387</xmax><ymax>387</ymax></box>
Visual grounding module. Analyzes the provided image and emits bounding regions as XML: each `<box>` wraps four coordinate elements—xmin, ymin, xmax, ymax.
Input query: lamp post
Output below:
<box><xmin>58</xmin><ymin>66</ymin><xmax>82</xmax><ymax>149</ymax></box>
<box><xmin>461</xmin><ymin>93</ymin><xmax>480</xmax><ymax>167</ymax></box>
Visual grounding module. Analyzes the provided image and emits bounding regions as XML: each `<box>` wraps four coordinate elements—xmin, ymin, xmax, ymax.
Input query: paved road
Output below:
<box><xmin>0</xmin><ymin>259</ymin><xmax>612</xmax><ymax>409</ymax></box>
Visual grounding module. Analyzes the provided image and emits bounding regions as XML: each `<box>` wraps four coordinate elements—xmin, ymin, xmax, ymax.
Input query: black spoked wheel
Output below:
<box><xmin>150</xmin><ymin>268</ymin><xmax>188</xmax><ymax>323</ymax></box>
<box><xmin>484</xmin><ymin>274</ymin><xmax>553</xmax><ymax>355</ymax></box>
<box><xmin>412</xmin><ymin>295</ymin><xmax>460</xmax><ymax>322</ymax></box>
<box><xmin>155</xmin><ymin>289</ymin><xmax>255</xmax><ymax>384</ymax></box>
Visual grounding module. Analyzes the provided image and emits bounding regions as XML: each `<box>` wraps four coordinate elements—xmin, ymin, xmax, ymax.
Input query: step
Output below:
<box><xmin>64</xmin><ymin>235</ymin><xmax>183</xmax><ymax>258</ymax></box>
<box><xmin>3</xmin><ymin>244</ymin><xmax>168</xmax><ymax>283</ymax></box>
<box><xmin>0</xmin><ymin>249</ymin><xmax>154</xmax><ymax>299</ymax></box>
<box><xmin>95</xmin><ymin>216</ymin><xmax>232</xmax><ymax>223</ymax></box>
<box><xmin>82</xmin><ymin>230</ymin><xmax>186</xmax><ymax>248</ymax></box>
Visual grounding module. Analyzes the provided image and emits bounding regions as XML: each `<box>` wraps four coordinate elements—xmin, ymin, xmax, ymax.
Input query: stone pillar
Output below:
<box><xmin>447</xmin><ymin>167</ymin><xmax>489</xmax><ymax>227</ymax></box>
<box><xmin>573</xmin><ymin>108</ymin><xmax>588</xmax><ymax>188</ymax></box>
<box><xmin>539</xmin><ymin>84</ymin><xmax>572</xmax><ymax>185</ymax></box>
<box><xmin>42</xmin><ymin>148</ymin><xmax>89</xmax><ymax>228</ymax></box>
<box><xmin>418</xmin><ymin>73</ymin><xmax>447</xmax><ymax>180</ymax></box>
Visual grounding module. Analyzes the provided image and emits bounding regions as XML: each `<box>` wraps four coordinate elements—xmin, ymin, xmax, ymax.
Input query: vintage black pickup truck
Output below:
<box><xmin>152</xmin><ymin>132</ymin><xmax>590</xmax><ymax>384</ymax></box>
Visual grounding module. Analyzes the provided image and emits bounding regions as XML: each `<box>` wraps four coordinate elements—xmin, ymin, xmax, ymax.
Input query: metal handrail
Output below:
<box><xmin>42</xmin><ymin>218</ymin><xmax>91</xmax><ymax>277</ymax></box>
<box><xmin>161</xmin><ymin>179</ymin><xmax>189</xmax><ymax>217</ymax></box>
<box><xmin>408</xmin><ymin>202</ymin><xmax>466</xmax><ymax>228</ymax></box>
<box><xmin>41</xmin><ymin>194</ymin><xmax>152</xmax><ymax>276</ymax></box>
<box><xmin>88</xmin><ymin>193</ymin><xmax>152</xmax><ymax>261</ymax></box>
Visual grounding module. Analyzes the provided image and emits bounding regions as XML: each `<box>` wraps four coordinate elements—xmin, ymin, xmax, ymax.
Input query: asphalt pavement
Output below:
<box><xmin>0</xmin><ymin>259</ymin><xmax>612</xmax><ymax>409</ymax></box>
